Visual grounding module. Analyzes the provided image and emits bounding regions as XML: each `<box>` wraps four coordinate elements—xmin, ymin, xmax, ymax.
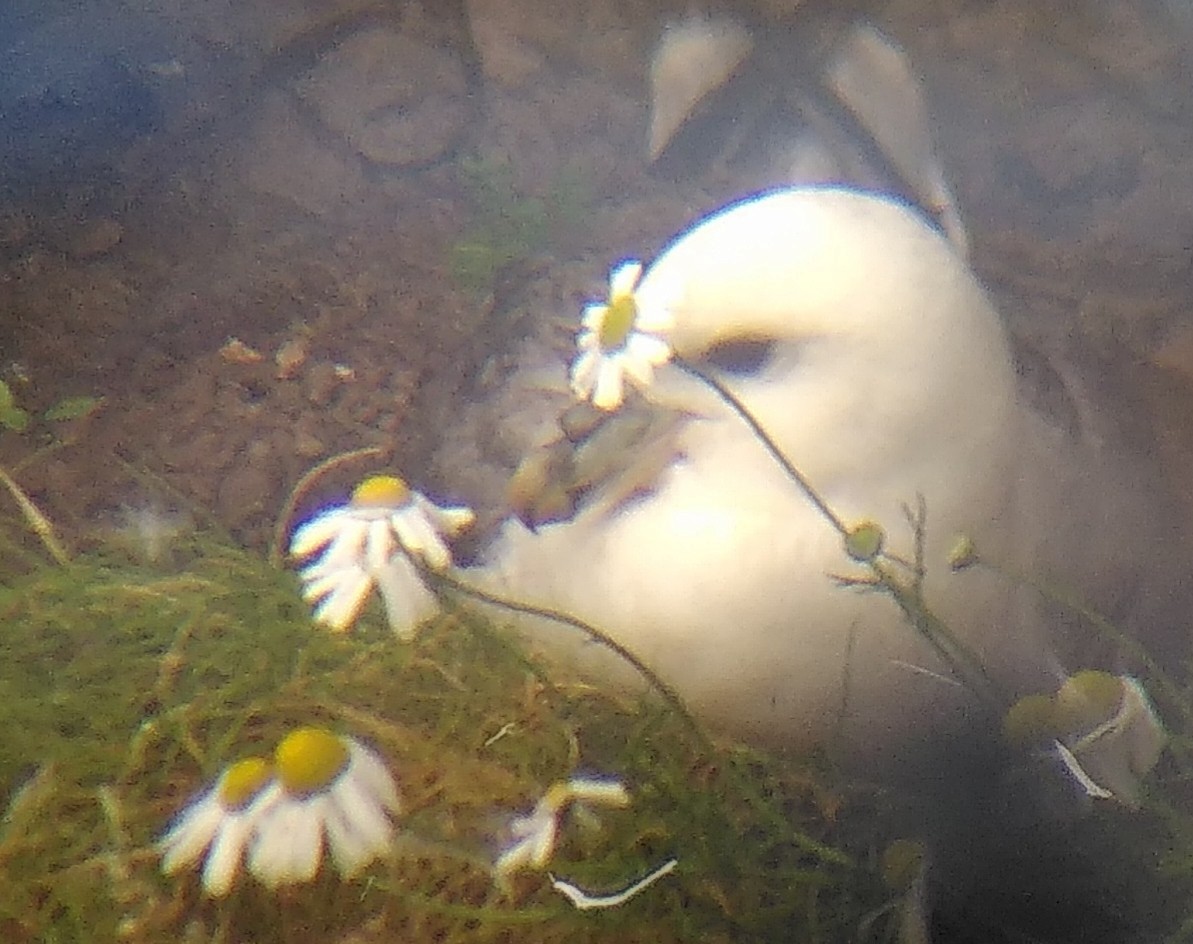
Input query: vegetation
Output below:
<box><xmin>0</xmin><ymin>539</ymin><xmax>889</xmax><ymax>943</ymax></box>
<box><xmin>449</xmin><ymin>155</ymin><xmax>591</xmax><ymax>297</ymax></box>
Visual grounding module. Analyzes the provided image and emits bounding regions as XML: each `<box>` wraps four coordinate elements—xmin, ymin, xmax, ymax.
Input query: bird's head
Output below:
<box><xmin>634</xmin><ymin>186</ymin><xmax>1018</xmax><ymax>502</ymax></box>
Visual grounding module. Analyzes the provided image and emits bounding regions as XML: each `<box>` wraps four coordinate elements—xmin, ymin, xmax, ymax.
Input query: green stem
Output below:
<box><xmin>0</xmin><ymin>464</ymin><xmax>70</xmax><ymax>566</ymax></box>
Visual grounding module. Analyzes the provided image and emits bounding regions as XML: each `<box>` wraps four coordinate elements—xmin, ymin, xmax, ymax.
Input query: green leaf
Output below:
<box><xmin>43</xmin><ymin>396</ymin><xmax>104</xmax><ymax>423</ymax></box>
<box><xmin>0</xmin><ymin>404</ymin><xmax>30</xmax><ymax>432</ymax></box>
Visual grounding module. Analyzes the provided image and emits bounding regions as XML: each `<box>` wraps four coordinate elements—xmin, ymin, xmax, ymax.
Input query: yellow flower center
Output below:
<box><xmin>844</xmin><ymin>520</ymin><xmax>884</xmax><ymax>562</ymax></box>
<box><xmin>598</xmin><ymin>293</ymin><xmax>637</xmax><ymax>351</ymax></box>
<box><xmin>218</xmin><ymin>757</ymin><xmax>273</xmax><ymax>810</ymax></box>
<box><xmin>1053</xmin><ymin>670</ymin><xmax>1123</xmax><ymax>735</ymax></box>
<box><xmin>1001</xmin><ymin>693</ymin><xmax>1057</xmax><ymax>748</ymax></box>
<box><xmin>352</xmin><ymin>475</ymin><xmax>411</xmax><ymax>508</ymax></box>
<box><xmin>275</xmin><ymin>727</ymin><xmax>350</xmax><ymax>797</ymax></box>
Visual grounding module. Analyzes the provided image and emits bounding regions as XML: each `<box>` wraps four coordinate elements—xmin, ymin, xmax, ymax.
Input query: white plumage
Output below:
<box><xmin>472</xmin><ymin>186</ymin><xmax>1180</xmax><ymax>765</ymax></box>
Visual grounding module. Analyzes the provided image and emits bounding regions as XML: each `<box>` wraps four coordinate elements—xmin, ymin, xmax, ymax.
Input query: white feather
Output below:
<box><xmin>473</xmin><ymin>186</ymin><xmax>1180</xmax><ymax>764</ymax></box>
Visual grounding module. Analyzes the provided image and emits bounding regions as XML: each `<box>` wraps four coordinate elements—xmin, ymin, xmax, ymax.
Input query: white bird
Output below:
<box><xmin>468</xmin><ymin>185</ymin><xmax>1186</xmax><ymax>769</ymax></box>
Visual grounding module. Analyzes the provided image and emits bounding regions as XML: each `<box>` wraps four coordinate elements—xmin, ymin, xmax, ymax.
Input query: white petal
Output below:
<box><xmin>365</xmin><ymin>517</ymin><xmax>396</xmax><ymax>572</ymax></box>
<box><xmin>249</xmin><ymin>797</ymin><xmax>325</xmax><ymax>888</ymax></box>
<box><xmin>344</xmin><ymin>740</ymin><xmax>401</xmax><ymax>814</ymax></box>
<box><xmin>608</xmin><ymin>260</ymin><xmax>643</xmax><ymax>298</ymax></box>
<box><xmin>315</xmin><ymin>521</ymin><xmax>371</xmax><ymax>571</ymax></box>
<box><xmin>625</xmin><ymin>331</ymin><xmax>672</xmax><ymax>367</ymax></box>
<box><xmin>311</xmin><ymin>569</ymin><xmax>374</xmax><ymax>631</ymax></box>
<box><xmin>569</xmin><ymin>349</ymin><xmax>601</xmax><ymax>397</ymax></box>
<box><xmin>200</xmin><ymin>812</ymin><xmax>255</xmax><ymax>897</ymax></box>
<box><xmin>620</xmin><ymin>351</ymin><xmax>656</xmax><ymax>389</ymax></box>
<box><xmin>325</xmin><ymin>776</ymin><xmax>394</xmax><ymax>877</ymax></box>
<box><xmin>419</xmin><ymin>497</ymin><xmax>475</xmax><ymax>539</ymax></box>
<box><xmin>565</xmin><ymin>777</ymin><xmax>630</xmax><ymax>808</ymax></box>
<box><xmin>496</xmin><ymin>808</ymin><xmax>558</xmax><ymax>875</ymax></box>
<box><xmin>324</xmin><ymin>802</ymin><xmax>384</xmax><ymax>877</ymax></box>
<box><xmin>159</xmin><ymin>793</ymin><xmax>223</xmax><ymax>875</ymax></box>
<box><xmin>575</xmin><ymin>329</ymin><xmax>600</xmax><ymax>354</ymax></box>
<box><xmin>580</xmin><ymin>303</ymin><xmax>609</xmax><ymax>332</ymax></box>
<box><xmin>299</xmin><ymin>567</ymin><xmax>350</xmax><ymax>603</ymax></box>
<box><xmin>374</xmin><ymin>555</ymin><xmax>439</xmax><ymax>640</ymax></box>
<box><xmin>591</xmin><ymin>357</ymin><xmax>626</xmax><ymax>410</ymax></box>
<box><xmin>289</xmin><ymin>511</ymin><xmax>349</xmax><ymax>559</ymax></box>
<box><xmin>494</xmin><ymin>833</ymin><xmax>536</xmax><ymax>877</ymax></box>
<box><xmin>392</xmin><ymin>507</ymin><xmax>452</xmax><ymax>570</ymax></box>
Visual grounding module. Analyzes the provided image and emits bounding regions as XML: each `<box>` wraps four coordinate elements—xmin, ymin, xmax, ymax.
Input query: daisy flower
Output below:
<box><xmin>1052</xmin><ymin>671</ymin><xmax>1166</xmax><ymax>807</ymax></box>
<box><xmin>494</xmin><ymin>775</ymin><xmax>630</xmax><ymax>879</ymax></box>
<box><xmin>248</xmin><ymin>727</ymin><xmax>402</xmax><ymax>888</ymax></box>
<box><xmin>158</xmin><ymin>756</ymin><xmax>277</xmax><ymax>897</ymax></box>
<box><xmin>290</xmin><ymin>474</ymin><xmax>475</xmax><ymax>638</ymax></box>
<box><xmin>570</xmin><ymin>260</ymin><xmax>674</xmax><ymax>411</ymax></box>
<box><xmin>1003</xmin><ymin>670</ymin><xmax>1166</xmax><ymax>808</ymax></box>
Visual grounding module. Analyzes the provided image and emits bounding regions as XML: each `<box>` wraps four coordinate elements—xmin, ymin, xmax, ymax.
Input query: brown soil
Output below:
<box><xmin>2</xmin><ymin>0</ymin><xmax>1192</xmax><ymax>566</ymax></box>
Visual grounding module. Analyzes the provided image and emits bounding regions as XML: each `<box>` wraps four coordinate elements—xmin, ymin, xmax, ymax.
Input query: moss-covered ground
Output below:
<box><xmin>0</xmin><ymin>536</ymin><xmax>894</xmax><ymax>944</ymax></box>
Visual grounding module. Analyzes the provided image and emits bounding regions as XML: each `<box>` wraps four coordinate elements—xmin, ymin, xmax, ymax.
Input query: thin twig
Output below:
<box><xmin>674</xmin><ymin>357</ymin><xmax>848</xmax><ymax>536</ymax></box>
<box><xmin>429</xmin><ymin>569</ymin><xmax>712</xmax><ymax>752</ymax></box>
<box><xmin>270</xmin><ymin>446</ymin><xmax>385</xmax><ymax>567</ymax></box>
<box><xmin>0</xmin><ymin>464</ymin><xmax>70</xmax><ymax>565</ymax></box>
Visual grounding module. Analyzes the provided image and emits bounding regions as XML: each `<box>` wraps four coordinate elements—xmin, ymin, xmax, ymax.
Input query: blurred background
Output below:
<box><xmin>1</xmin><ymin>0</ymin><xmax>1191</xmax><ymax>554</ymax></box>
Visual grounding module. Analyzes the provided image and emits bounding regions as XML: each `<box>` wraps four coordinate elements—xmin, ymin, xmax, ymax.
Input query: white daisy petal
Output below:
<box><xmin>569</xmin><ymin>260</ymin><xmax>674</xmax><ymax>410</ymax></box>
<box><xmin>298</xmin><ymin>567</ymin><xmax>351</xmax><ymax>604</ymax></box>
<box><xmin>581</xmin><ymin>303</ymin><xmax>609</xmax><ymax>331</ymax></box>
<box><xmin>395</xmin><ymin>507</ymin><xmax>454</xmax><ymax>570</ymax></box>
<box><xmin>159</xmin><ymin>794</ymin><xmax>223</xmax><ymax>875</ymax></box>
<box><xmin>324</xmin><ymin>802</ymin><xmax>380</xmax><ymax>877</ymax></box>
<box><xmin>250</xmin><ymin>797</ymin><xmax>325</xmax><ymax>887</ymax></box>
<box><xmin>289</xmin><ymin>514</ymin><xmax>344</xmax><ymax>559</ymax></box>
<box><xmin>201</xmin><ymin>810</ymin><xmax>257</xmax><ymax>897</ymax></box>
<box><xmin>290</xmin><ymin>479</ymin><xmax>471</xmax><ymax>635</ymax></box>
<box><xmin>325</xmin><ymin>782</ymin><xmax>393</xmax><ymax>877</ymax></box>
<box><xmin>344</xmin><ymin>741</ymin><xmax>402</xmax><ymax>815</ymax></box>
<box><xmin>609</xmin><ymin>260</ymin><xmax>643</xmax><ymax>297</ymax></box>
<box><xmin>592</xmin><ymin>357</ymin><xmax>626</xmax><ymax>411</ymax></box>
<box><xmin>374</xmin><ymin>554</ymin><xmax>440</xmax><ymax>640</ymax></box>
<box><xmin>569</xmin><ymin>349</ymin><xmax>601</xmax><ymax>398</ymax></box>
<box><xmin>625</xmin><ymin>331</ymin><xmax>672</xmax><ymax>366</ymax></box>
<box><xmin>311</xmin><ymin>570</ymin><xmax>374</xmax><ymax>631</ymax></box>
<box><xmin>317</xmin><ymin>521</ymin><xmax>371</xmax><ymax>570</ymax></box>
<box><xmin>419</xmin><ymin>499</ymin><xmax>476</xmax><ymax>539</ymax></box>
<box><xmin>365</xmin><ymin>517</ymin><xmax>396</xmax><ymax>572</ymax></box>
<box><xmin>620</xmin><ymin>352</ymin><xmax>656</xmax><ymax>388</ymax></box>
<box><xmin>160</xmin><ymin>763</ymin><xmax>278</xmax><ymax>897</ymax></box>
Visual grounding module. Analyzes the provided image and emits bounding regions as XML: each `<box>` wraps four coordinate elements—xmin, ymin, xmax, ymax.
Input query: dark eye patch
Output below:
<box><xmin>700</xmin><ymin>337</ymin><xmax>776</xmax><ymax>375</ymax></box>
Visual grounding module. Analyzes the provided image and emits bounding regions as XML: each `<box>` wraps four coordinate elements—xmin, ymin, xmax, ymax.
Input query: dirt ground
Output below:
<box><xmin>1</xmin><ymin>0</ymin><xmax>1192</xmax><ymax>562</ymax></box>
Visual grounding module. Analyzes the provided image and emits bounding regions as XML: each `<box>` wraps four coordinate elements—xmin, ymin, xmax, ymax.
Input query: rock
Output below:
<box><xmin>239</xmin><ymin>90</ymin><xmax>367</xmax><ymax>214</ymax></box>
<box><xmin>296</xmin><ymin>27</ymin><xmax>469</xmax><ymax>168</ymax></box>
<box><xmin>303</xmin><ymin>361</ymin><xmax>341</xmax><ymax>406</ymax></box>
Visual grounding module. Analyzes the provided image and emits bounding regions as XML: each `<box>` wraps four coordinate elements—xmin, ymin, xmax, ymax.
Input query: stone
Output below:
<box><xmin>296</xmin><ymin>27</ymin><xmax>469</xmax><ymax>168</ymax></box>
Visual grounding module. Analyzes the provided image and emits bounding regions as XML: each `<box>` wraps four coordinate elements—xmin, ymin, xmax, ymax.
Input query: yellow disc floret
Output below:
<box><xmin>1053</xmin><ymin>670</ymin><xmax>1123</xmax><ymax>736</ymax></box>
<box><xmin>598</xmin><ymin>292</ymin><xmax>637</xmax><ymax>351</ymax></box>
<box><xmin>218</xmin><ymin>757</ymin><xmax>273</xmax><ymax>810</ymax></box>
<box><xmin>1001</xmin><ymin>693</ymin><xmax>1057</xmax><ymax>748</ymax></box>
<box><xmin>844</xmin><ymin>520</ymin><xmax>885</xmax><ymax>562</ymax></box>
<box><xmin>275</xmin><ymin>727</ymin><xmax>350</xmax><ymax>796</ymax></box>
<box><xmin>351</xmin><ymin>475</ymin><xmax>411</xmax><ymax>509</ymax></box>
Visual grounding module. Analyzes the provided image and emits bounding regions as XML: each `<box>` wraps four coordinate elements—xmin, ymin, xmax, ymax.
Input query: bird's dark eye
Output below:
<box><xmin>700</xmin><ymin>337</ymin><xmax>776</xmax><ymax>375</ymax></box>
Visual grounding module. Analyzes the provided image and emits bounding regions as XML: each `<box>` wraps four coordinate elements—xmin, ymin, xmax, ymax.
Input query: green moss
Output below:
<box><xmin>0</xmin><ymin>540</ymin><xmax>880</xmax><ymax>943</ymax></box>
<box><xmin>449</xmin><ymin>156</ymin><xmax>590</xmax><ymax>297</ymax></box>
